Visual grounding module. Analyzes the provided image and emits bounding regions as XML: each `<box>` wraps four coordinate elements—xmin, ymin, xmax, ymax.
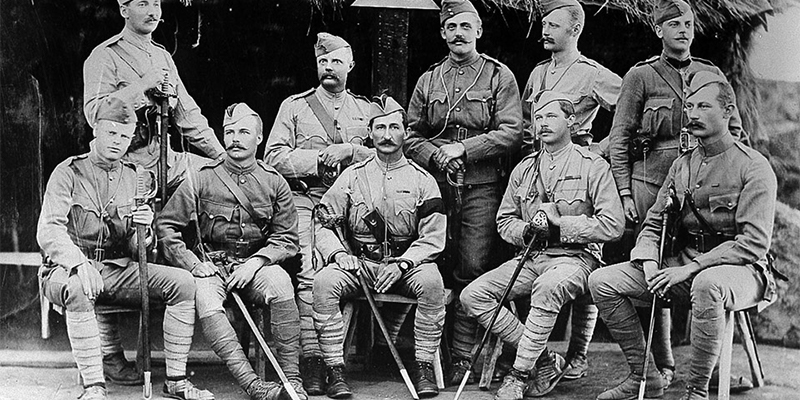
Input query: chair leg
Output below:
<box><xmin>342</xmin><ymin>302</ymin><xmax>357</xmax><ymax>363</ymax></box>
<box><xmin>736</xmin><ymin>311</ymin><xmax>765</xmax><ymax>388</ymax></box>
<box><xmin>39</xmin><ymin>273</ymin><xmax>51</xmax><ymax>340</ymax></box>
<box><xmin>434</xmin><ymin>346</ymin><xmax>445</xmax><ymax>390</ymax></box>
<box><xmin>255</xmin><ymin>309</ymin><xmax>266</xmax><ymax>379</ymax></box>
<box><xmin>479</xmin><ymin>335</ymin><xmax>503</xmax><ymax>390</ymax></box>
<box><xmin>718</xmin><ymin>310</ymin><xmax>735</xmax><ymax>400</ymax></box>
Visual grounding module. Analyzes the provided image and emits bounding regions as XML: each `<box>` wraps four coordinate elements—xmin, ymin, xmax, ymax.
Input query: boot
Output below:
<box><xmin>446</xmin><ymin>357</ymin><xmax>475</xmax><ymax>387</ymax></box>
<box><xmin>325</xmin><ymin>365</ymin><xmax>353</xmax><ymax>399</ymax></box>
<box><xmin>301</xmin><ymin>356</ymin><xmax>327</xmax><ymax>395</ymax></box>
<box><xmin>659</xmin><ymin>367</ymin><xmax>674</xmax><ymax>390</ymax></box>
<box><xmin>246</xmin><ymin>378</ymin><xmax>283</xmax><ymax>400</ymax></box>
<box><xmin>678</xmin><ymin>385</ymin><xmax>709</xmax><ymax>400</ymax></box>
<box><xmin>563</xmin><ymin>354</ymin><xmax>589</xmax><ymax>381</ymax></box>
<box><xmin>283</xmin><ymin>378</ymin><xmax>309</xmax><ymax>400</ymax></box>
<box><xmin>163</xmin><ymin>378</ymin><xmax>215</xmax><ymax>400</ymax></box>
<box><xmin>102</xmin><ymin>351</ymin><xmax>143</xmax><ymax>385</ymax></box>
<box><xmin>524</xmin><ymin>351</ymin><xmax>566</xmax><ymax>397</ymax></box>
<box><xmin>708</xmin><ymin>370</ymin><xmax>753</xmax><ymax>393</ymax></box>
<box><xmin>494</xmin><ymin>368</ymin><xmax>528</xmax><ymax>400</ymax></box>
<box><xmin>78</xmin><ymin>385</ymin><xmax>107</xmax><ymax>400</ymax></box>
<box><xmin>596</xmin><ymin>370</ymin><xmax>664</xmax><ymax>400</ymax></box>
<box><xmin>412</xmin><ymin>361</ymin><xmax>439</xmax><ymax>398</ymax></box>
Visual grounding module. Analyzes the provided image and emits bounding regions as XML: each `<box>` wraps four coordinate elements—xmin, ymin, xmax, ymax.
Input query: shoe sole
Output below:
<box><xmin>595</xmin><ymin>389</ymin><xmax>664</xmax><ymax>400</ymax></box>
<box><xmin>561</xmin><ymin>369</ymin><xmax>587</xmax><ymax>381</ymax></box>
<box><xmin>327</xmin><ymin>391</ymin><xmax>353</xmax><ymax>399</ymax></box>
<box><xmin>524</xmin><ymin>359</ymin><xmax>570</xmax><ymax>398</ymax></box>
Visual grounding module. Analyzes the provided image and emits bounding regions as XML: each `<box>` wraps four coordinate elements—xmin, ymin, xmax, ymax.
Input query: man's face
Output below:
<box><xmin>316</xmin><ymin>47</ymin><xmax>353</xmax><ymax>93</ymax></box>
<box><xmin>533</xmin><ymin>101</ymin><xmax>573</xmax><ymax>145</ymax></box>
<box><xmin>655</xmin><ymin>11</ymin><xmax>694</xmax><ymax>55</ymax></box>
<box><xmin>541</xmin><ymin>9</ymin><xmax>577</xmax><ymax>53</ymax></box>
<box><xmin>440</xmin><ymin>13</ymin><xmax>482</xmax><ymax>58</ymax></box>
<box><xmin>369</xmin><ymin>112</ymin><xmax>406</xmax><ymax>156</ymax></box>
<box><xmin>223</xmin><ymin>115</ymin><xmax>262</xmax><ymax>161</ymax></box>
<box><xmin>685</xmin><ymin>85</ymin><xmax>731</xmax><ymax>140</ymax></box>
<box><xmin>94</xmin><ymin>121</ymin><xmax>135</xmax><ymax>163</ymax></box>
<box><xmin>121</xmin><ymin>0</ymin><xmax>162</xmax><ymax>36</ymax></box>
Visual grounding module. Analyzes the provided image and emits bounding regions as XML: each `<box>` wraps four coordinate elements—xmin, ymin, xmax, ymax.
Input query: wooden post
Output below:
<box><xmin>372</xmin><ymin>9</ymin><xmax>410</xmax><ymax>104</ymax></box>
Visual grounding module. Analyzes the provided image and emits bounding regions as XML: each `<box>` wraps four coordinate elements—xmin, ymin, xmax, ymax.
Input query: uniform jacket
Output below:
<box><xmin>497</xmin><ymin>143</ymin><xmax>624</xmax><ymax>258</ymax></box>
<box><xmin>521</xmin><ymin>54</ymin><xmax>621</xmax><ymax>150</ymax></box>
<box><xmin>631</xmin><ymin>134</ymin><xmax>776</xmax><ymax>270</ymax></box>
<box><xmin>264</xmin><ymin>86</ymin><xmax>373</xmax><ymax>179</ymax></box>
<box><xmin>157</xmin><ymin>157</ymin><xmax>299</xmax><ymax>271</ymax></box>
<box><xmin>38</xmin><ymin>149</ymin><xmax>140</xmax><ymax>271</ymax></box>
<box><xmin>315</xmin><ymin>155</ymin><xmax>446</xmax><ymax>268</ymax></box>
<box><xmin>608</xmin><ymin>53</ymin><xmax>744</xmax><ymax>196</ymax></box>
<box><xmin>83</xmin><ymin>28</ymin><xmax>224</xmax><ymax>165</ymax></box>
<box><xmin>405</xmin><ymin>53</ymin><xmax>523</xmax><ymax>185</ymax></box>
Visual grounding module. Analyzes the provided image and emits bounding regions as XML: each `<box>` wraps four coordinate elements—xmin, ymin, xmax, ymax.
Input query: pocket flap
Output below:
<box><xmin>644</xmin><ymin>97</ymin><xmax>673</xmax><ymax>112</ymax></box>
<box><xmin>466</xmin><ymin>90</ymin><xmax>492</xmax><ymax>102</ymax></box>
<box><xmin>709</xmin><ymin>192</ymin><xmax>739</xmax><ymax>212</ymax></box>
<box><xmin>199</xmin><ymin>199</ymin><xmax>236</xmax><ymax>221</ymax></box>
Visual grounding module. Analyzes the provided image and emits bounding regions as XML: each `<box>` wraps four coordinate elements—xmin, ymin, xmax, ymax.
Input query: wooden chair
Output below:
<box><xmin>341</xmin><ymin>289</ymin><xmax>455</xmax><ymax>389</ymax></box>
<box><xmin>717</xmin><ymin>308</ymin><xmax>765</xmax><ymax>400</ymax></box>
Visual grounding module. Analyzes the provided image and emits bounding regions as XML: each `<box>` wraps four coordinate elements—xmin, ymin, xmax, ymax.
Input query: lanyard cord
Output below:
<box><xmin>431</xmin><ymin>58</ymin><xmax>487</xmax><ymax>140</ymax></box>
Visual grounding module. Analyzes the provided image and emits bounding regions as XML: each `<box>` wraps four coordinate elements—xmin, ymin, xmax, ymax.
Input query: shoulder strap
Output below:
<box><xmin>354</xmin><ymin>166</ymin><xmax>374</xmax><ymax>212</ymax></box>
<box><xmin>304</xmin><ymin>94</ymin><xmax>341</xmax><ymax>143</ymax></box>
<box><xmin>212</xmin><ymin>167</ymin><xmax>265</xmax><ymax>230</ymax></box>
<box><xmin>648</xmin><ymin>61</ymin><xmax>683</xmax><ymax>100</ymax></box>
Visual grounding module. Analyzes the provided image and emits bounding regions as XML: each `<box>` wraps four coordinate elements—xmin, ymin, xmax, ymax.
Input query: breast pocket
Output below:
<box><xmin>708</xmin><ymin>191</ymin><xmax>739</xmax><ymax>228</ymax></box>
<box><xmin>198</xmin><ymin>199</ymin><xmax>236</xmax><ymax>240</ymax></box>
<box><xmin>348</xmin><ymin>193</ymin><xmax>371</xmax><ymax>235</ymax></box>
<box><xmin>391</xmin><ymin>195</ymin><xmax>418</xmax><ymax>236</ymax></box>
<box><xmin>428</xmin><ymin>91</ymin><xmax>448</xmax><ymax>125</ymax></box>
<box><xmin>296</xmin><ymin>120</ymin><xmax>330</xmax><ymax>149</ymax></box>
<box><xmin>465</xmin><ymin>90</ymin><xmax>493</xmax><ymax>128</ymax></box>
<box><xmin>553</xmin><ymin>177</ymin><xmax>588</xmax><ymax>206</ymax></box>
<box><xmin>513</xmin><ymin>184</ymin><xmax>540</xmax><ymax>221</ymax></box>
<box><xmin>640</xmin><ymin>97</ymin><xmax>674</xmax><ymax>138</ymax></box>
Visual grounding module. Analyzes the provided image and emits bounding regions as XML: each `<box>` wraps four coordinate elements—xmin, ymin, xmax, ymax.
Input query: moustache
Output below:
<box><xmin>146</xmin><ymin>18</ymin><xmax>163</xmax><ymax>23</ymax></box>
<box><xmin>449</xmin><ymin>38</ymin><xmax>468</xmax><ymax>45</ymax></box>
<box><xmin>226</xmin><ymin>144</ymin><xmax>247</xmax><ymax>151</ymax></box>
<box><xmin>321</xmin><ymin>74</ymin><xmax>339</xmax><ymax>81</ymax></box>
<box><xmin>538</xmin><ymin>37</ymin><xmax>554</xmax><ymax>43</ymax></box>
<box><xmin>687</xmin><ymin>122</ymin><xmax>705</xmax><ymax>129</ymax></box>
<box><xmin>376</xmin><ymin>140</ymin><xmax>397</xmax><ymax>147</ymax></box>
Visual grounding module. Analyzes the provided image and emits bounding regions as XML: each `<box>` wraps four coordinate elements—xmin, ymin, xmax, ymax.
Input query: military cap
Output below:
<box><xmin>532</xmin><ymin>91</ymin><xmax>573</xmax><ymax>114</ymax></box>
<box><xmin>536</xmin><ymin>0</ymin><xmax>582</xmax><ymax>18</ymax></box>
<box><xmin>687</xmin><ymin>71</ymin><xmax>730</xmax><ymax>98</ymax></box>
<box><xmin>653</xmin><ymin>0</ymin><xmax>692</xmax><ymax>26</ymax></box>
<box><xmin>440</xmin><ymin>0</ymin><xmax>479</xmax><ymax>25</ymax></box>
<box><xmin>368</xmin><ymin>94</ymin><xmax>404</xmax><ymax>126</ymax></box>
<box><xmin>223</xmin><ymin>103</ymin><xmax>260</xmax><ymax>128</ymax></box>
<box><xmin>96</xmin><ymin>97</ymin><xmax>136</xmax><ymax>125</ymax></box>
<box><xmin>314</xmin><ymin>33</ymin><xmax>350</xmax><ymax>57</ymax></box>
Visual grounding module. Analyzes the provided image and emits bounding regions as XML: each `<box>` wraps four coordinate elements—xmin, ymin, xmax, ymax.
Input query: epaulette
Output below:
<box><xmin>67</xmin><ymin>153</ymin><xmax>90</xmax><ymax>166</ymax></box>
<box><xmin>150</xmin><ymin>40</ymin><xmax>166</xmax><ymax>51</ymax></box>
<box><xmin>347</xmin><ymin>90</ymin><xmax>370</xmax><ymax>103</ymax></box>
<box><xmin>350</xmin><ymin>155</ymin><xmax>374</xmax><ymax>170</ymax></box>
<box><xmin>97</xmin><ymin>32</ymin><xmax>124</xmax><ymax>48</ymax></box>
<box><xmin>574</xmin><ymin>144</ymin><xmax>601</xmax><ymax>160</ymax></box>
<box><xmin>732</xmin><ymin>141</ymin><xmax>756</xmax><ymax>160</ymax></box>
<box><xmin>120</xmin><ymin>160</ymin><xmax>138</xmax><ymax>171</ymax></box>
<box><xmin>633</xmin><ymin>55</ymin><xmax>660</xmax><ymax>67</ymax></box>
<box><xmin>199</xmin><ymin>157</ymin><xmax>225</xmax><ymax>170</ymax></box>
<box><xmin>480</xmin><ymin>53</ymin><xmax>507</xmax><ymax>68</ymax></box>
<box><xmin>256</xmin><ymin>159</ymin><xmax>282</xmax><ymax>174</ymax></box>
<box><xmin>535</xmin><ymin>58</ymin><xmax>552</xmax><ymax>68</ymax></box>
<box><xmin>408</xmin><ymin>159</ymin><xmax>434</xmax><ymax>179</ymax></box>
<box><xmin>288</xmin><ymin>88</ymin><xmax>316</xmax><ymax>101</ymax></box>
<box><xmin>576</xmin><ymin>55</ymin><xmax>600</xmax><ymax>68</ymax></box>
<box><xmin>425</xmin><ymin>57</ymin><xmax>449</xmax><ymax>72</ymax></box>
<box><xmin>691</xmin><ymin>57</ymin><xmax>716</xmax><ymax>67</ymax></box>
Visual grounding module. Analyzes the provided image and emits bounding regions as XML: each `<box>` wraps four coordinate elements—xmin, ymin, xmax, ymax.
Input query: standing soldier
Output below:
<box><xmin>157</xmin><ymin>103</ymin><xmax>306</xmax><ymax>400</ymax></box>
<box><xmin>264</xmin><ymin>32</ymin><xmax>373</xmax><ymax>396</ymax></box>
<box><xmin>591</xmin><ymin>72</ymin><xmax>777</xmax><ymax>400</ymax></box>
<box><xmin>404</xmin><ymin>0</ymin><xmax>522</xmax><ymax>384</ymax></box>
<box><xmin>312</xmin><ymin>95</ymin><xmax>447</xmax><ymax>399</ymax></box>
<box><xmin>606</xmin><ymin>0</ymin><xmax>745</xmax><ymax>385</ymax></box>
<box><xmin>38</xmin><ymin>98</ymin><xmax>211</xmax><ymax>400</ymax></box>
<box><xmin>460</xmin><ymin>92</ymin><xmax>624</xmax><ymax>400</ymax></box>
<box><xmin>518</xmin><ymin>0</ymin><xmax>622</xmax><ymax>382</ymax></box>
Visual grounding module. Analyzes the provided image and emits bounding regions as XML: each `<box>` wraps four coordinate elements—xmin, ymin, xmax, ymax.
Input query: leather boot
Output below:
<box><xmin>494</xmin><ymin>368</ymin><xmax>528</xmax><ymax>400</ymax></box>
<box><xmin>596</xmin><ymin>369</ymin><xmax>664</xmax><ymax>400</ymax></box>
<box><xmin>78</xmin><ymin>385</ymin><xmax>107</xmax><ymax>400</ymax></box>
<box><xmin>270</xmin><ymin>300</ymin><xmax>302</xmax><ymax>381</ymax></box>
<box><xmin>524</xmin><ymin>350</ymin><xmax>566</xmax><ymax>397</ymax></box>
<box><xmin>301</xmin><ymin>356</ymin><xmax>326</xmax><ymax>395</ymax></box>
<box><xmin>412</xmin><ymin>361</ymin><xmax>439</xmax><ymax>398</ymax></box>
<box><xmin>678</xmin><ymin>385</ymin><xmax>709</xmax><ymax>400</ymax></box>
<box><xmin>102</xmin><ymin>352</ymin><xmax>143</xmax><ymax>385</ymax></box>
<box><xmin>325</xmin><ymin>365</ymin><xmax>353</xmax><ymax>399</ymax></box>
<box><xmin>246</xmin><ymin>378</ymin><xmax>282</xmax><ymax>400</ymax></box>
<box><xmin>446</xmin><ymin>357</ymin><xmax>475</xmax><ymax>387</ymax></box>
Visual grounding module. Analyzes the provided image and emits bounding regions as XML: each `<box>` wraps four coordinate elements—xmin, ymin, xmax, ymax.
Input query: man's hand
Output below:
<box><xmin>319</xmin><ymin>144</ymin><xmax>354</xmax><ymax>168</ymax></box>
<box><xmin>226</xmin><ymin>258</ymin><xmax>262</xmax><ymax>291</ymax></box>
<box><xmin>140</xmin><ymin>68</ymin><xmax>169</xmax><ymax>92</ymax></box>
<box><xmin>77</xmin><ymin>261</ymin><xmax>104</xmax><ymax>301</ymax></box>
<box><xmin>433</xmin><ymin>143</ymin><xmax>466</xmax><ymax>170</ymax></box>
<box><xmin>622</xmin><ymin>195</ymin><xmax>639</xmax><ymax>224</ymax></box>
<box><xmin>192</xmin><ymin>261</ymin><xmax>218</xmax><ymax>278</ymax></box>
<box><xmin>132</xmin><ymin>204</ymin><xmax>154</xmax><ymax>226</ymax></box>
<box><xmin>334</xmin><ymin>252</ymin><xmax>360</xmax><ymax>271</ymax></box>
<box><xmin>647</xmin><ymin>263</ymin><xmax>699</xmax><ymax>299</ymax></box>
<box><xmin>444</xmin><ymin>158</ymin><xmax>464</xmax><ymax>176</ymax></box>
<box><xmin>374</xmin><ymin>262</ymin><xmax>402</xmax><ymax>293</ymax></box>
<box><xmin>538</xmin><ymin>203</ymin><xmax>562</xmax><ymax>226</ymax></box>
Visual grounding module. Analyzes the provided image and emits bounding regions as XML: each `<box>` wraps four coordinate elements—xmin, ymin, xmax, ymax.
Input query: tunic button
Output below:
<box><xmin>240</xmin><ymin>179</ymin><xmax>246</xmax><ymax>184</ymax></box>
<box><xmin>458</xmin><ymin>69</ymin><xmax>464</xmax><ymax>75</ymax></box>
<box><xmin>695</xmin><ymin>184</ymin><xmax>701</xmax><ymax>188</ymax></box>
<box><xmin>109</xmin><ymin>176</ymin><xmax>113</xmax><ymax>181</ymax></box>
<box><xmin>455</xmin><ymin>88</ymin><xmax>461</xmax><ymax>93</ymax></box>
<box><xmin>456</xmin><ymin>107</ymin><xmax>462</xmax><ymax>112</ymax></box>
<box><xmin>727</xmin><ymin>202</ymin><xmax>733</xmax><ymax>207</ymax></box>
<box><xmin>241</xmin><ymin>223</ymin><xmax>246</xmax><ymax>228</ymax></box>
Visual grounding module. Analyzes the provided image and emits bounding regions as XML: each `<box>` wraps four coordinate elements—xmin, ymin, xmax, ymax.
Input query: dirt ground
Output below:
<box><xmin>2</xmin><ymin>342</ymin><xmax>799</xmax><ymax>400</ymax></box>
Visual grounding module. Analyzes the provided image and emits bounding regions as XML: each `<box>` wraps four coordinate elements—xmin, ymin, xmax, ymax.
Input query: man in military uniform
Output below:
<box><xmin>404</xmin><ymin>0</ymin><xmax>522</xmax><ymax>383</ymax></box>
<box><xmin>312</xmin><ymin>95</ymin><xmax>447</xmax><ymax>399</ymax></box>
<box><xmin>157</xmin><ymin>103</ymin><xmax>305</xmax><ymax>400</ymax></box>
<box><xmin>38</xmin><ymin>98</ymin><xmax>211</xmax><ymax>400</ymax></box>
<box><xmin>605</xmin><ymin>0</ymin><xmax>745</xmax><ymax>384</ymax></box>
<box><xmin>460</xmin><ymin>92</ymin><xmax>624</xmax><ymax>400</ymax></box>
<box><xmin>264</xmin><ymin>32</ymin><xmax>373</xmax><ymax>396</ymax></box>
<box><xmin>518</xmin><ymin>0</ymin><xmax>623</xmax><ymax>381</ymax></box>
<box><xmin>84</xmin><ymin>0</ymin><xmax>225</xmax><ymax>193</ymax></box>
<box><xmin>590</xmin><ymin>73</ymin><xmax>777</xmax><ymax>400</ymax></box>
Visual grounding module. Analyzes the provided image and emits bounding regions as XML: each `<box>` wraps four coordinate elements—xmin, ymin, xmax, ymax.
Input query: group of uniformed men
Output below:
<box><xmin>37</xmin><ymin>0</ymin><xmax>779</xmax><ymax>400</ymax></box>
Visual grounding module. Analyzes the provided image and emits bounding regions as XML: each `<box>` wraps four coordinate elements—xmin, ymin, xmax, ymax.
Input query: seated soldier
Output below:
<box><xmin>460</xmin><ymin>91</ymin><xmax>624</xmax><ymax>400</ymax></box>
<box><xmin>590</xmin><ymin>72</ymin><xmax>778</xmax><ymax>400</ymax></box>
<box><xmin>157</xmin><ymin>103</ymin><xmax>306</xmax><ymax>400</ymax></box>
<box><xmin>312</xmin><ymin>95</ymin><xmax>447</xmax><ymax>399</ymax></box>
<box><xmin>38</xmin><ymin>98</ymin><xmax>212</xmax><ymax>400</ymax></box>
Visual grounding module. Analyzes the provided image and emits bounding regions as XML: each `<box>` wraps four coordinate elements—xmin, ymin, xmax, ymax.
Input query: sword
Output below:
<box><xmin>134</xmin><ymin>166</ymin><xmax>157</xmax><ymax>399</ymax></box>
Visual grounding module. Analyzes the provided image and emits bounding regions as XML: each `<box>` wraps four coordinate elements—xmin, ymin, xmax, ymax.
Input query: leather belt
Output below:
<box><xmin>208</xmin><ymin>239</ymin><xmax>266</xmax><ymax>261</ymax></box>
<box><xmin>287</xmin><ymin>177</ymin><xmax>325</xmax><ymax>193</ymax></box>
<box><xmin>685</xmin><ymin>231</ymin><xmax>735</xmax><ymax>253</ymax></box>
<box><xmin>351</xmin><ymin>238</ymin><xmax>414</xmax><ymax>262</ymax></box>
<box><xmin>85</xmin><ymin>245</ymin><xmax>128</xmax><ymax>262</ymax></box>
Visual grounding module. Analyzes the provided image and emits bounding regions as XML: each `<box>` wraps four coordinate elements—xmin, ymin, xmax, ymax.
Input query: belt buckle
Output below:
<box><xmin>234</xmin><ymin>239</ymin><xmax>249</xmax><ymax>259</ymax></box>
<box><xmin>696</xmin><ymin>233</ymin><xmax>705</xmax><ymax>252</ymax></box>
<box><xmin>457</xmin><ymin>127</ymin><xmax>468</xmax><ymax>141</ymax></box>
